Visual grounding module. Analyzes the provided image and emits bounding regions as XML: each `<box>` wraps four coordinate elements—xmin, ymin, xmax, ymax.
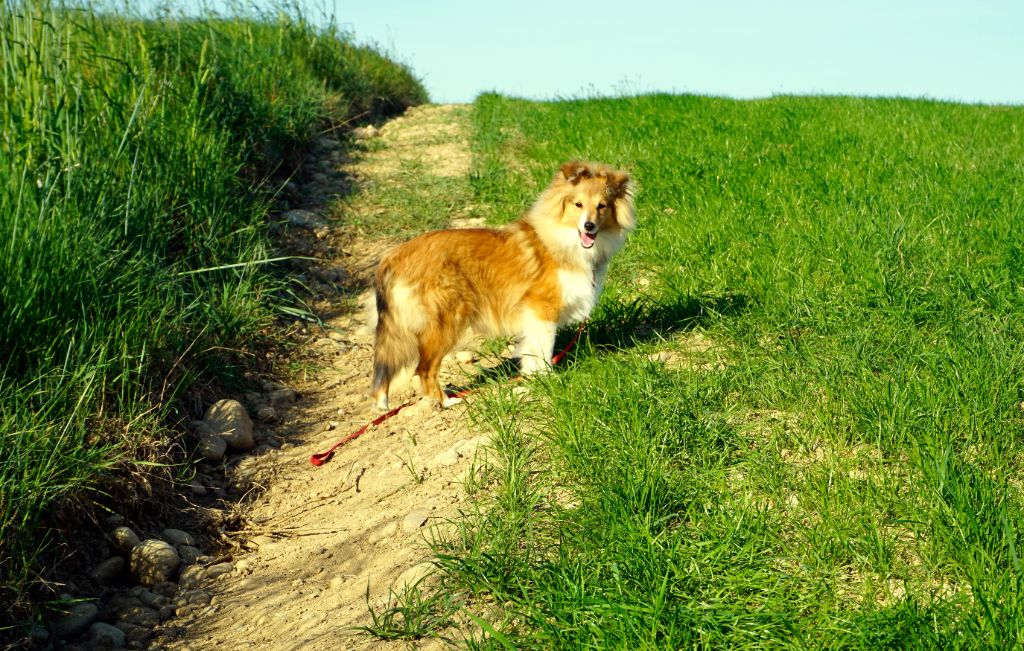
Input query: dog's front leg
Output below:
<box><xmin>516</xmin><ymin>312</ymin><xmax>557</xmax><ymax>375</ymax></box>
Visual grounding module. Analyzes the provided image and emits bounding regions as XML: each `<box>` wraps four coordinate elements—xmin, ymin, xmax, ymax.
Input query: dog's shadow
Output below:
<box><xmin>444</xmin><ymin>290</ymin><xmax>748</xmax><ymax>396</ymax></box>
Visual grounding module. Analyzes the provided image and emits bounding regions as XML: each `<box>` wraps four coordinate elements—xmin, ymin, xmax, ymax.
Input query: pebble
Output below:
<box><xmin>203</xmin><ymin>399</ymin><xmax>254</xmax><ymax>451</ymax></box>
<box><xmin>187</xmin><ymin>481</ymin><xmax>207</xmax><ymax>497</ymax></box>
<box><xmin>53</xmin><ymin>602</ymin><xmax>98</xmax><ymax>639</ymax></box>
<box><xmin>267</xmin><ymin>387</ymin><xmax>298</xmax><ymax>405</ymax></box>
<box><xmin>455</xmin><ymin>350</ymin><xmax>476</xmax><ymax>364</ymax></box>
<box><xmin>110</xmin><ymin>526</ymin><xmax>141</xmax><ymax>553</ymax></box>
<box><xmin>327</xmin><ymin>330</ymin><xmax>345</xmax><ymax>342</ymax></box>
<box><xmin>187</xmin><ymin>590</ymin><xmax>212</xmax><ymax>606</ymax></box>
<box><xmin>89</xmin><ymin>622</ymin><xmax>126</xmax><ymax>649</ymax></box>
<box><xmin>130</xmin><ymin>539</ymin><xmax>180</xmax><ymax>585</ymax></box>
<box><xmin>396</xmin><ymin>562</ymin><xmax>434</xmax><ymax>588</ymax></box>
<box><xmin>255</xmin><ymin>405</ymin><xmax>277</xmax><ymax>422</ymax></box>
<box><xmin>90</xmin><ymin>556</ymin><xmax>125</xmax><ymax>585</ymax></box>
<box><xmin>401</xmin><ymin>508</ymin><xmax>431</xmax><ymax>533</ymax></box>
<box><xmin>178</xmin><ymin>565</ymin><xmax>205</xmax><ymax>590</ymax></box>
<box><xmin>234</xmin><ymin>558</ymin><xmax>254</xmax><ymax>575</ymax></box>
<box><xmin>353</xmin><ymin>125</ymin><xmax>379</xmax><ymax>139</ymax></box>
<box><xmin>647</xmin><ymin>350</ymin><xmax>673</xmax><ymax>363</ymax></box>
<box><xmin>158</xmin><ymin>605</ymin><xmax>176</xmax><ymax>622</ymax></box>
<box><xmin>121</xmin><ymin>605</ymin><xmax>160</xmax><ymax>628</ymax></box>
<box><xmin>161</xmin><ymin>528</ymin><xmax>195</xmax><ymax>547</ymax></box>
<box><xmin>137</xmin><ymin>589</ymin><xmax>164</xmax><ymax>609</ymax></box>
<box><xmin>204</xmin><ymin>562</ymin><xmax>234</xmax><ymax>580</ymax></box>
<box><xmin>283</xmin><ymin>209</ymin><xmax>321</xmax><ymax>228</ymax></box>
<box><xmin>430</xmin><ymin>447</ymin><xmax>461</xmax><ymax>466</ymax></box>
<box><xmin>197</xmin><ymin>434</ymin><xmax>227</xmax><ymax>462</ymax></box>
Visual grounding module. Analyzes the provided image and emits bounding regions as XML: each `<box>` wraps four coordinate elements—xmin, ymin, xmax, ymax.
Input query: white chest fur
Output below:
<box><xmin>557</xmin><ymin>265</ymin><xmax>605</xmax><ymax>325</ymax></box>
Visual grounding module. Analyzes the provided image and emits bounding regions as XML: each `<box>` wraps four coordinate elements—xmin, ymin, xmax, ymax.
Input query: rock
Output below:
<box><xmin>187</xmin><ymin>480</ymin><xmax>207</xmax><ymax>497</ymax></box>
<box><xmin>234</xmin><ymin>558</ymin><xmax>254</xmax><ymax>575</ymax></box>
<box><xmin>110</xmin><ymin>526</ymin><xmax>140</xmax><ymax>553</ymax></box>
<box><xmin>254</xmin><ymin>405</ymin><xmax>277</xmax><ymax>422</ymax></box>
<box><xmin>283</xmin><ymin>209</ymin><xmax>321</xmax><ymax>228</ymax></box>
<box><xmin>647</xmin><ymin>350</ymin><xmax>672</xmax><ymax>364</ymax></box>
<box><xmin>327</xmin><ymin>330</ymin><xmax>345</xmax><ymax>342</ymax></box>
<box><xmin>89</xmin><ymin>622</ymin><xmax>126</xmax><ymax>649</ymax></box>
<box><xmin>203</xmin><ymin>399</ymin><xmax>254</xmax><ymax>451</ymax></box>
<box><xmin>152</xmin><ymin>581</ymin><xmax>177</xmax><ymax>598</ymax></box>
<box><xmin>90</xmin><ymin>556</ymin><xmax>125</xmax><ymax>585</ymax></box>
<box><xmin>197</xmin><ymin>433</ymin><xmax>227</xmax><ymax>462</ymax></box>
<box><xmin>130</xmin><ymin>540</ymin><xmax>180</xmax><ymax>585</ymax></box>
<box><xmin>187</xmin><ymin>590</ymin><xmax>212</xmax><ymax>606</ymax></box>
<box><xmin>455</xmin><ymin>350</ymin><xmax>476</xmax><ymax>364</ymax></box>
<box><xmin>402</xmin><ymin>508</ymin><xmax>431</xmax><ymax>533</ymax></box>
<box><xmin>267</xmin><ymin>387</ymin><xmax>297</xmax><ymax>405</ymax></box>
<box><xmin>158</xmin><ymin>605</ymin><xmax>175</xmax><ymax>621</ymax></box>
<box><xmin>137</xmin><ymin>589</ymin><xmax>163</xmax><ymax>609</ymax></box>
<box><xmin>30</xmin><ymin>624</ymin><xmax>49</xmax><ymax>644</ymax></box>
<box><xmin>121</xmin><ymin>605</ymin><xmax>159</xmax><ymax>628</ymax></box>
<box><xmin>160</xmin><ymin>528</ymin><xmax>195</xmax><ymax>547</ymax></box>
<box><xmin>178</xmin><ymin>545</ymin><xmax>201</xmax><ymax>565</ymax></box>
<box><xmin>353</xmin><ymin>125</ymin><xmax>379</xmax><ymax>140</ymax></box>
<box><xmin>178</xmin><ymin>565</ymin><xmax>206</xmax><ymax>590</ymax></box>
<box><xmin>54</xmin><ymin>602</ymin><xmax>98</xmax><ymax>639</ymax></box>
<box><xmin>431</xmin><ymin>447</ymin><xmax>461</xmax><ymax>467</ymax></box>
<box><xmin>204</xmin><ymin>562</ymin><xmax>234</xmax><ymax>580</ymax></box>
<box><xmin>396</xmin><ymin>562</ymin><xmax>434</xmax><ymax>588</ymax></box>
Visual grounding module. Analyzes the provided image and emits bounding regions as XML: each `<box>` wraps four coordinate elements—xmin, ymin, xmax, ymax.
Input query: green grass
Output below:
<box><xmin>385</xmin><ymin>93</ymin><xmax>1024</xmax><ymax>647</ymax></box>
<box><xmin>0</xmin><ymin>0</ymin><xmax>424</xmax><ymax>629</ymax></box>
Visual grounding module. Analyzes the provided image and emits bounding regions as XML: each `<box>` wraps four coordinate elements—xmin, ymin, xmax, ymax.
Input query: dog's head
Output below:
<box><xmin>555</xmin><ymin>161</ymin><xmax>635</xmax><ymax>250</ymax></box>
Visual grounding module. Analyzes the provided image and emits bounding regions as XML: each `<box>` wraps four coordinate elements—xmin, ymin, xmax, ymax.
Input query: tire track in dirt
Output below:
<box><xmin>160</xmin><ymin>104</ymin><xmax>494</xmax><ymax>650</ymax></box>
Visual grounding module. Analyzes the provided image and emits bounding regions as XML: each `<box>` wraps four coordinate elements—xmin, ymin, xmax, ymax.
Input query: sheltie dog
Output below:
<box><xmin>368</xmin><ymin>161</ymin><xmax>635</xmax><ymax>410</ymax></box>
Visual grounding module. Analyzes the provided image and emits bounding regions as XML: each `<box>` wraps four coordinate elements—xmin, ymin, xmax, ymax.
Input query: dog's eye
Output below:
<box><xmin>598</xmin><ymin>203</ymin><xmax>607</xmax><ymax>210</ymax></box>
<box><xmin>574</xmin><ymin>201</ymin><xmax>583</xmax><ymax>208</ymax></box>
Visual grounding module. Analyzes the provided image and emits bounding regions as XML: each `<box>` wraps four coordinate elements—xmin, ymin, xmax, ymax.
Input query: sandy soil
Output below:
<box><xmin>158</xmin><ymin>104</ymin><xmax>490</xmax><ymax>650</ymax></box>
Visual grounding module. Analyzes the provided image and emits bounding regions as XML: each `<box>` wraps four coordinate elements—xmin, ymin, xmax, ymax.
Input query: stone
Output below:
<box><xmin>455</xmin><ymin>350</ymin><xmax>476</xmax><ymax>364</ymax></box>
<box><xmin>90</xmin><ymin>556</ymin><xmax>125</xmax><ymax>585</ymax></box>
<box><xmin>234</xmin><ymin>558</ymin><xmax>254</xmax><ymax>575</ymax></box>
<box><xmin>396</xmin><ymin>562</ymin><xmax>434</xmax><ymax>588</ymax></box>
<box><xmin>353</xmin><ymin>125</ymin><xmax>379</xmax><ymax>140</ymax></box>
<box><xmin>327</xmin><ymin>330</ymin><xmax>345</xmax><ymax>342</ymax></box>
<box><xmin>401</xmin><ymin>508</ymin><xmax>431</xmax><ymax>533</ymax></box>
<box><xmin>178</xmin><ymin>545</ymin><xmax>201</xmax><ymax>565</ymax></box>
<box><xmin>203</xmin><ymin>399</ymin><xmax>254</xmax><ymax>451</ymax></box>
<box><xmin>110</xmin><ymin>526</ymin><xmax>140</xmax><ymax>553</ymax></box>
<box><xmin>160</xmin><ymin>528</ymin><xmax>195</xmax><ymax>547</ymax></box>
<box><xmin>158</xmin><ymin>605</ymin><xmax>175</xmax><ymax>621</ymax></box>
<box><xmin>137</xmin><ymin>589</ymin><xmax>163</xmax><ymax>609</ymax></box>
<box><xmin>121</xmin><ymin>605</ymin><xmax>159</xmax><ymax>628</ymax></box>
<box><xmin>187</xmin><ymin>480</ymin><xmax>207</xmax><ymax>497</ymax></box>
<box><xmin>431</xmin><ymin>447</ymin><xmax>461</xmax><ymax>467</ymax></box>
<box><xmin>283</xmin><ymin>209</ymin><xmax>321</xmax><ymax>228</ymax></box>
<box><xmin>647</xmin><ymin>350</ymin><xmax>672</xmax><ymax>364</ymax></box>
<box><xmin>267</xmin><ymin>387</ymin><xmax>297</xmax><ymax>405</ymax></box>
<box><xmin>130</xmin><ymin>539</ymin><xmax>180</xmax><ymax>586</ymax></box>
<box><xmin>178</xmin><ymin>564</ymin><xmax>206</xmax><ymax>590</ymax></box>
<box><xmin>197</xmin><ymin>434</ymin><xmax>227</xmax><ymax>462</ymax></box>
<box><xmin>204</xmin><ymin>562</ymin><xmax>234</xmax><ymax>580</ymax></box>
<box><xmin>89</xmin><ymin>622</ymin><xmax>126</xmax><ymax>649</ymax></box>
<box><xmin>255</xmin><ymin>404</ymin><xmax>277</xmax><ymax>422</ymax></box>
<box><xmin>53</xmin><ymin>602</ymin><xmax>98</xmax><ymax>639</ymax></box>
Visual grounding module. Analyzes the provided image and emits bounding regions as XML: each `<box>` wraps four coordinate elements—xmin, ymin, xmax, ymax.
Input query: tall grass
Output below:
<box><xmin>0</xmin><ymin>0</ymin><xmax>424</xmax><ymax>624</ymax></box>
<box><xmin>399</xmin><ymin>93</ymin><xmax>1024</xmax><ymax>647</ymax></box>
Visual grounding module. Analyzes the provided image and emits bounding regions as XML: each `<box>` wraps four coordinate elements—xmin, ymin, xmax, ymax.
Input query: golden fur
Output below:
<box><xmin>369</xmin><ymin>161</ymin><xmax>635</xmax><ymax>409</ymax></box>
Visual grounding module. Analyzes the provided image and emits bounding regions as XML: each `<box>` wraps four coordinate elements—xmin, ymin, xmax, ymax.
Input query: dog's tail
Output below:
<box><xmin>370</xmin><ymin>264</ymin><xmax>421</xmax><ymax>409</ymax></box>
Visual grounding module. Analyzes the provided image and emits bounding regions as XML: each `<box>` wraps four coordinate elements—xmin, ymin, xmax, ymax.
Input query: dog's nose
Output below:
<box><xmin>584</xmin><ymin>221</ymin><xmax>596</xmax><ymax>232</ymax></box>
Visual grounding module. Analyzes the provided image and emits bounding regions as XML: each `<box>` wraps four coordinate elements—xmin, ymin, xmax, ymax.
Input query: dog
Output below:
<box><xmin>368</xmin><ymin>161</ymin><xmax>635</xmax><ymax>410</ymax></box>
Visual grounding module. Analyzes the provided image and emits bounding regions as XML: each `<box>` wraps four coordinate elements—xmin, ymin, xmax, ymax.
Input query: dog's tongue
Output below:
<box><xmin>580</xmin><ymin>231</ymin><xmax>596</xmax><ymax>249</ymax></box>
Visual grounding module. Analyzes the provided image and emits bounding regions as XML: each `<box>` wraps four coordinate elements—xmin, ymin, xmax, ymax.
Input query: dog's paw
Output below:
<box><xmin>441</xmin><ymin>396</ymin><xmax>464</xmax><ymax>408</ymax></box>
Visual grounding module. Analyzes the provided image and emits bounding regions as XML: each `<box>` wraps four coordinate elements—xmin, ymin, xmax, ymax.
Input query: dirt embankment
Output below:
<box><xmin>154</xmin><ymin>104</ymin><xmax>487</xmax><ymax>650</ymax></box>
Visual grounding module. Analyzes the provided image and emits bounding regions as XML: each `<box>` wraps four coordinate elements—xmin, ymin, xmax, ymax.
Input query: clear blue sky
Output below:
<box><xmin>149</xmin><ymin>1</ymin><xmax>1024</xmax><ymax>105</ymax></box>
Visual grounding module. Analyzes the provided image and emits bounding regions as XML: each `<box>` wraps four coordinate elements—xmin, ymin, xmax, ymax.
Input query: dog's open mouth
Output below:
<box><xmin>579</xmin><ymin>230</ymin><xmax>596</xmax><ymax>249</ymax></box>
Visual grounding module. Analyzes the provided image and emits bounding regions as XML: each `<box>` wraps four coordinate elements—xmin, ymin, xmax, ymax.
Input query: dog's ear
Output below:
<box><xmin>607</xmin><ymin>170</ymin><xmax>632</xmax><ymax>198</ymax></box>
<box><xmin>560</xmin><ymin>161</ymin><xmax>591</xmax><ymax>185</ymax></box>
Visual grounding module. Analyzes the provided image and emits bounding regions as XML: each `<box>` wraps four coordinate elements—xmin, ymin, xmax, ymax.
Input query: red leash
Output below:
<box><xmin>309</xmin><ymin>321</ymin><xmax>586</xmax><ymax>466</ymax></box>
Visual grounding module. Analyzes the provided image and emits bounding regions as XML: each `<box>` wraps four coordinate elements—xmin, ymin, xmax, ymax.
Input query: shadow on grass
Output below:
<box><xmin>444</xmin><ymin>290</ymin><xmax>749</xmax><ymax>395</ymax></box>
<box><xmin>569</xmin><ymin>290</ymin><xmax>749</xmax><ymax>353</ymax></box>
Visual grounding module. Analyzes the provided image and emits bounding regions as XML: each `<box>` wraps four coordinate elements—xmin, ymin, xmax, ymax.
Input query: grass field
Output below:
<box><xmin>372</xmin><ymin>94</ymin><xmax>1024</xmax><ymax>647</ymax></box>
<box><xmin>0</xmin><ymin>0</ymin><xmax>424</xmax><ymax>625</ymax></box>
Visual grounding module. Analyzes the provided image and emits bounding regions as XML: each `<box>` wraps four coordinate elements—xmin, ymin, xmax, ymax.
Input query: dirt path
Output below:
<box><xmin>161</xmin><ymin>105</ymin><xmax>490</xmax><ymax>650</ymax></box>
